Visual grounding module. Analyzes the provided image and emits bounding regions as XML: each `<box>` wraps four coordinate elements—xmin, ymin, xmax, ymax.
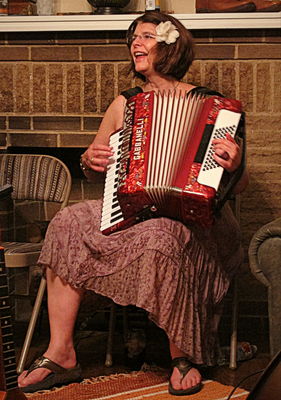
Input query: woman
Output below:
<box><xmin>18</xmin><ymin>11</ymin><xmax>249</xmax><ymax>396</ymax></box>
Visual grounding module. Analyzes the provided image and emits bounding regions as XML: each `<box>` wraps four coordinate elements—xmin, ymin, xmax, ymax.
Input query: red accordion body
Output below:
<box><xmin>101</xmin><ymin>91</ymin><xmax>243</xmax><ymax>235</ymax></box>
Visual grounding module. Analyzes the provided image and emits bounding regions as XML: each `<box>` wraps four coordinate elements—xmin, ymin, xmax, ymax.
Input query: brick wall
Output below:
<box><xmin>0</xmin><ymin>27</ymin><xmax>281</xmax><ymax>343</ymax></box>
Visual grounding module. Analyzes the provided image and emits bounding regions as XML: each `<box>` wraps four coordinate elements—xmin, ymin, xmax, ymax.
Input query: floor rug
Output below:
<box><xmin>25</xmin><ymin>371</ymin><xmax>249</xmax><ymax>400</ymax></box>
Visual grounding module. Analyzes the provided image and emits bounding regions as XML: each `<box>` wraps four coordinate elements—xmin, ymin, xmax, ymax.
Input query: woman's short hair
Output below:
<box><xmin>126</xmin><ymin>11</ymin><xmax>195</xmax><ymax>81</ymax></box>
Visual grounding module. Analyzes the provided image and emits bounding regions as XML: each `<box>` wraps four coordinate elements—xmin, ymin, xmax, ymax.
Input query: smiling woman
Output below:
<box><xmin>18</xmin><ymin>10</ymin><xmax>249</xmax><ymax>398</ymax></box>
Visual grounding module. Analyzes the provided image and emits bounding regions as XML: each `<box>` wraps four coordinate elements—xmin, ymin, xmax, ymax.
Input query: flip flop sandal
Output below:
<box><xmin>168</xmin><ymin>357</ymin><xmax>202</xmax><ymax>396</ymax></box>
<box><xmin>20</xmin><ymin>355</ymin><xmax>82</xmax><ymax>393</ymax></box>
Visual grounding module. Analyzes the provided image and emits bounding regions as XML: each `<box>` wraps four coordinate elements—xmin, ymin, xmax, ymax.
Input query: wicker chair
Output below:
<box><xmin>0</xmin><ymin>153</ymin><xmax>122</xmax><ymax>374</ymax></box>
<box><xmin>0</xmin><ymin>153</ymin><xmax>72</xmax><ymax>374</ymax></box>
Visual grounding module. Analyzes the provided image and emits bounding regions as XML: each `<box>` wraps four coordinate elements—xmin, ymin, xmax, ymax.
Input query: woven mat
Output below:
<box><xmin>25</xmin><ymin>370</ymin><xmax>249</xmax><ymax>400</ymax></box>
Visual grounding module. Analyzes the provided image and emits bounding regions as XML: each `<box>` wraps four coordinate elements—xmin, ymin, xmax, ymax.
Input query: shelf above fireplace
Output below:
<box><xmin>0</xmin><ymin>12</ymin><xmax>280</xmax><ymax>32</ymax></box>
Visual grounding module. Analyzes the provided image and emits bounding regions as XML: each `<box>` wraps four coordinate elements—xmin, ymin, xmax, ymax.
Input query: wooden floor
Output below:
<box><xmin>14</xmin><ymin>305</ymin><xmax>272</xmax><ymax>394</ymax></box>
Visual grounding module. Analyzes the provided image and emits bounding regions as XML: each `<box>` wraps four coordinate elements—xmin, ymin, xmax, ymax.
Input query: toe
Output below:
<box><xmin>170</xmin><ymin>367</ymin><xmax>183</xmax><ymax>390</ymax></box>
<box><xmin>18</xmin><ymin>367</ymin><xmax>51</xmax><ymax>388</ymax></box>
<box><xmin>181</xmin><ymin>367</ymin><xmax>201</xmax><ymax>390</ymax></box>
<box><xmin>18</xmin><ymin>370</ymin><xmax>28</xmax><ymax>386</ymax></box>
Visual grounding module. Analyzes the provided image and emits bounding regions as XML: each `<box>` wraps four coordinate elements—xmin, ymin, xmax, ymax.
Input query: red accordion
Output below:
<box><xmin>100</xmin><ymin>90</ymin><xmax>244</xmax><ymax>235</ymax></box>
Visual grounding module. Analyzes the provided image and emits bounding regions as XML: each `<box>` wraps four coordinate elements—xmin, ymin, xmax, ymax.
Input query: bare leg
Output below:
<box><xmin>18</xmin><ymin>267</ymin><xmax>84</xmax><ymax>388</ymax></box>
<box><xmin>169</xmin><ymin>340</ymin><xmax>202</xmax><ymax>391</ymax></box>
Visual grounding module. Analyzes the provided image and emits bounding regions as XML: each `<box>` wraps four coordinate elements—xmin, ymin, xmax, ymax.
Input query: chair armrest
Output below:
<box><xmin>248</xmin><ymin>217</ymin><xmax>281</xmax><ymax>357</ymax></box>
<box><xmin>248</xmin><ymin>217</ymin><xmax>281</xmax><ymax>287</ymax></box>
<box><xmin>0</xmin><ymin>184</ymin><xmax>13</xmax><ymax>199</ymax></box>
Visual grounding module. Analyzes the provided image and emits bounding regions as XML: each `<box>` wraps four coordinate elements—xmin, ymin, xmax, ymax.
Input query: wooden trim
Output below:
<box><xmin>0</xmin><ymin>12</ymin><xmax>280</xmax><ymax>32</ymax></box>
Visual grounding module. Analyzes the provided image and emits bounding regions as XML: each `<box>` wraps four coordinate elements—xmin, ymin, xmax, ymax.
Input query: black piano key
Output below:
<box><xmin>112</xmin><ymin>201</ymin><xmax>120</xmax><ymax>210</ymax></box>
<box><xmin>110</xmin><ymin>214</ymin><xmax>123</xmax><ymax>224</ymax></box>
<box><xmin>111</xmin><ymin>209</ymin><xmax>122</xmax><ymax>218</ymax></box>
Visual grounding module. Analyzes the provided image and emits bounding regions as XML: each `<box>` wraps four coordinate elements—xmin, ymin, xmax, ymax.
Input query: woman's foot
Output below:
<box><xmin>169</xmin><ymin>357</ymin><xmax>202</xmax><ymax>396</ymax></box>
<box><xmin>18</xmin><ymin>349</ymin><xmax>79</xmax><ymax>391</ymax></box>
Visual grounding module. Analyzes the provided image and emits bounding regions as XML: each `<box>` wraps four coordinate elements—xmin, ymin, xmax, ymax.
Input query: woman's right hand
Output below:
<box><xmin>80</xmin><ymin>143</ymin><xmax>114</xmax><ymax>173</ymax></box>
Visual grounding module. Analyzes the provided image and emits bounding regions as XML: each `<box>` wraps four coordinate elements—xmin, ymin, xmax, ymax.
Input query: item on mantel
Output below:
<box><xmin>8</xmin><ymin>0</ymin><xmax>37</xmax><ymax>15</ymax></box>
<box><xmin>196</xmin><ymin>0</ymin><xmax>257</xmax><ymax>12</ymax></box>
<box><xmin>196</xmin><ymin>0</ymin><xmax>281</xmax><ymax>12</ymax></box>
<box><xmin>87</xmin><ymin>0</ymin><xmax>130</xmax><ymax>14</ymax></box>
<box><xmin>145</xmin><ymin>0</ymin><xmax>160</xmax><ymax>11</ymax></box>
<box><xmin>36</xmin><ymin>0</ymin><xmax>54</xmax><ymax>15</ymax></box>
<box><xmin>254</xmin><ymin>0</ymin><xmax>281</xmax><ymax>11</ymax></box>
<box><xmin>0</xmin><ymin>0</ymin><xmax>8</xmax><ymax>15</ymax></box>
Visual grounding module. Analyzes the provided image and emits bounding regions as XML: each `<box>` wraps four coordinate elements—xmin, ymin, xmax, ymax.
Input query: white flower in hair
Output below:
<box><xmin>155</xmin><ymin>21</ymin><xmax>179</xmax><ymax>45</ymax></box>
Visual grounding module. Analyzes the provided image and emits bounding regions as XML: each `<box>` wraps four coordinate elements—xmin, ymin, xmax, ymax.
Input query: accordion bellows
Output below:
<box><xmin>101</xmin><ymin>90</ymin><xmax>243</xmax><ymax>235</ymax></box>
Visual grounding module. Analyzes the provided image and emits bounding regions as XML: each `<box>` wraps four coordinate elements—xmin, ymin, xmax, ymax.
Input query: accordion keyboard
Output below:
<box><xmin>100</xmin><ymin>130</ymin><xmax>124</xmax><ymax>232</ymax></box>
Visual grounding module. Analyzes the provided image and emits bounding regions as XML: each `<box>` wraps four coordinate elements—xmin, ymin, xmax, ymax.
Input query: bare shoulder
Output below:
<box><xmin>104</xmin><ymin>95</ymin><xmax>126</xmax><ymax>128</ymax></box>
<box><xmin>107</xmin><ymin>94</ymin><xmax>126</xmax><ymax>113</ymax></box>
<box><xmin>95</xmin><ymin>95</ymin><xmax>126</xmax><ymax>144</ymax></box>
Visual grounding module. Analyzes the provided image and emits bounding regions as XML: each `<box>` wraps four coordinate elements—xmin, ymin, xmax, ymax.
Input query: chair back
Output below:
<box><xmin>0</xmin><ymin>154</ymin><xmax>71</xmax><ymax>208</ymax></box>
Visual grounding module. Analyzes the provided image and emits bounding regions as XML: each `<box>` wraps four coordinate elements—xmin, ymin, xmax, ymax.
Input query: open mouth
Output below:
<box><xmin>134</xmin><ymin>51</ymin><xmax>148</xmax><ymax>61</ymax></box>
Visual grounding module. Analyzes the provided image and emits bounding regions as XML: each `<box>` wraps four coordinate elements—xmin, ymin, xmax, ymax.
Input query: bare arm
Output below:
<box><xmin>80</xmin><ymin>95</ymin><xmax>125</xmax><ymax>177</ymax></box>
<box><xmin>231</xmin><ymin>168</ymin><xmax>249</xmax><ymax>195</ymax></box>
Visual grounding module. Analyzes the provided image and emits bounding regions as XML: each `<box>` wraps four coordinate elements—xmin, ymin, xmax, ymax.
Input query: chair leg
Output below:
<box><xmin>17</xmin><ymin>277</ymin><xmax>47</xmax><ymax>374</ymax></box>
<box><xmin>105</xmin><ymin>302</ymin><xmax>116</xmax><ymax>367</ymax></box>
<box><xmin>229</xmin><ymin>276</ymin><xmax>238</xmax><ymax>370</ymax></box>
<box><xmin>122</xmin><ymin>306</ymin><xmax>128</xmax><ymax>342</ymax></box>
<box><xmin>229</xmin><ymin>195</ymin><xmax>240</xmax><ymax>370</ymax></box>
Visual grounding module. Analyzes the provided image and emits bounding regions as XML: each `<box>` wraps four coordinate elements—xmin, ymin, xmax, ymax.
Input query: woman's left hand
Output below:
<box><xmin>212</xmin><ymin>133</ymin><xmax>242</xmax><ymax>173</ymax></box>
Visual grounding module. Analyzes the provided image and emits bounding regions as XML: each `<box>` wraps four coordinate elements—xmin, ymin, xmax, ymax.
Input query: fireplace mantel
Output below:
<box><xmin>0</xmin><ymin>12</ymin><xmax>280</xmax><ymax>32</ymax></box>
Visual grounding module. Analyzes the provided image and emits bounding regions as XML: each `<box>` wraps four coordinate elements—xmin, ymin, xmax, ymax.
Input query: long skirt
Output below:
<box><xmin>38</xmin><ymin>198</ymin><xmax>243</xmax><ymax>366</ymax></box>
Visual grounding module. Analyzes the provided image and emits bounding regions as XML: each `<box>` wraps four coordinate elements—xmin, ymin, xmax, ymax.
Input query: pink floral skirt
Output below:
<box><xmin>38</xmin><ymin>199</ymin><xmax>243</xmax><ymax>365</ymax></box>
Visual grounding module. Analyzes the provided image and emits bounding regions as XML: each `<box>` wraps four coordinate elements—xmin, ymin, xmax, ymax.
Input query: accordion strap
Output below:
<box><xmin>121</xmin><ymin>86</ymin><xmax>143</xmax><ymax>99</ymax></box>
<box><xmin>190</xmin><ymin>86</ymin><xmax>224</xmax><ymax>98</ymax></box>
